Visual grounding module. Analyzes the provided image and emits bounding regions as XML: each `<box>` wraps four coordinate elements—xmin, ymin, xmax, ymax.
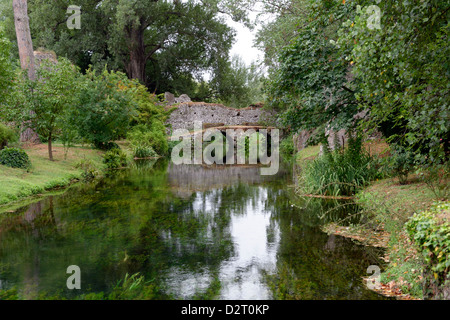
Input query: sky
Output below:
<box><xmin>226</xmin><ymin>16</ymin><xmax>263</xmax><ymax>66</ymax></box>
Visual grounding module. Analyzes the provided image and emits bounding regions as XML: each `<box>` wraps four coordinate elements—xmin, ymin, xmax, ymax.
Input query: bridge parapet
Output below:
<box><xmin>166</xmin><ymin>102</ymin><xmax>273</xmax><ymax>132</ymax></box>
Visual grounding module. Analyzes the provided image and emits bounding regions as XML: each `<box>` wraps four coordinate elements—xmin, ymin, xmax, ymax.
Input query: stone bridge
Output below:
<box><xmin>165</xmin><ymin>100</ymin><xmax>274</xmax><ymax>133</ymax></box>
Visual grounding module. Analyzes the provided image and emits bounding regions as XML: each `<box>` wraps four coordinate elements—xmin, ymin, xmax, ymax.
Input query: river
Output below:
<box><xmin>0</xmin><ymin>159</ymin><xmax>389</xmax><ymax>300</ymax></box>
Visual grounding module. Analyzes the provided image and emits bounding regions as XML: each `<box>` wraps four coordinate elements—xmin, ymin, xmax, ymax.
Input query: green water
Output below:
<box><xmin>0</xmin><ymin>159</ymin><xmax>388</xmax><ymax>299</ymax></box>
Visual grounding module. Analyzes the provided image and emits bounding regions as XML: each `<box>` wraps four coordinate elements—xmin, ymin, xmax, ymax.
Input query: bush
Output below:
<box><xmin>0</xmin><ymin>123</ymin><xmax>16</xmax><ymax>149</ymax></box>
<box><xmin>132</xmin><ymin>144</ymin><xmax>158</xmax><ymax>159</ymax></box>
<box><xmin>405</xmin><ymin>202</ymin><xmax>450</xmax><ymax>299</ymax></box>
<box><xmin>391</xmin><ymin>147</ymin><xmax>415</xmax><ymax>185</ymax></box>
<box><xmin>103</xmin><ymin>148</ymin><xmax>128</xmax><ymax>169</ymax></box>
<box><xmin>127</xmin><ymin>122</ymin><xmax>168</xmax><ymax>156</ymax></box>
<box><xmin>280</xmin><ymin>136</ymin><xmax>295</xmax><ymax>158</ymax></box>
<box><xmin>75</xmin><ymin>158</ymin><xmax>99</xmax><ymax>181</ymax></box>
<box><xmin>0</xmin><ymin>147</ymin><xmax>31</xmax><ymax>169</ymax></box>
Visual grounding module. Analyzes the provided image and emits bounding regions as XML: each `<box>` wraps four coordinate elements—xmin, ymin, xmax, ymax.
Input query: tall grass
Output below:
<box><xmin>297</xmin><ymin>135</ymin><xmax>381</xmax><ymax>197</ymax></box>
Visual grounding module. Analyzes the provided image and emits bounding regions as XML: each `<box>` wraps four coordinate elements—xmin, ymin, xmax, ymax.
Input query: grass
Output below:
<box><xmin>354</xmin><ymin>175</ymin><xmax>443</xmax><ymax>299</ymax></box>
<box><xmin>298</xmin><ymin>139</ymin><xmax>447</xmax><ymax>299</ymax></box>
<box><xmin>295</xmin><ymin>145</ymin><xmax>321</xmax><ymax>162</ymax></box>
<box><xmin>0</xmin><ymin>142</ymin><xmax>104</xmax><ymax>210</ymax></box>
<box><xmin>295</xmin><ymin>137</ymin><xmax>381</xmax><ymax>197</ymax></box>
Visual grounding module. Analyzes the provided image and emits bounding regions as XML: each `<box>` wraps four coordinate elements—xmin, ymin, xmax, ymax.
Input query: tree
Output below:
<box><xmin>12</xmin><ymin>0</ymin><xmax>34</xmax><ymax>81</ymax></box>
<box><xmin>18</xmin><ymin>57</ymin><xmax>79</xmax><ymax>160</ymax></box>
<box><xmin>12</xmin><ymin>0</ymin><xmax>40</xmax><ymax>143</ymax></box>
<box><xmin>339</xmin><ymin>0</ymin><xmax>450</xmax><ymax>164</ymax></box>
<box><xmin>209</xmin><ymin>54</ymin><xmax>265</xmax><ymax>107</ymax></box>
<box><xmin>266</xmin><ymin>0</ymin><xmax>365</xmax><ymax>136</ymax></box>
<box><xmin>71</xmin><ymin>68</ymin><xmax>136</xmax><ymax>150</ymax></box>
<box><xmin>13</xmin><ymin>0</ymin><xmax>235</xmax><ymax>92</ymax></box>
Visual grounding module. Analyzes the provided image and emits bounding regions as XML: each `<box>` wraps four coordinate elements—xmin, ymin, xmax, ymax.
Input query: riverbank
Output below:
<box><xmin>0</xmin><ymin>143</ymin><xmax>105</xmax><ymax>212</ymax></box>
<box><xmin>323</xmin><ymin>175</ymin><xmax>448</xmax><ymax>300</ymax></box>
<box><xmin>294</xmin><ymin>143</ymin><xmax>448</xmax><ymax>300</ymax></box>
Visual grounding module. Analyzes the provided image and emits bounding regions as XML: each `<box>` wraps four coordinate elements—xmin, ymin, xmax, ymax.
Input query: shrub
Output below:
<box><xmin>419</xmin><ymin>163</ymin><xmax>449</xmax><ymax>201</ymax></box>
<box><xmin>0</xmin><ymin>123</ymin><xmax>15</xmax><ymax>149</ymax></box>
<box><xmin>103</xmin><ymin>148</ymin><xmax>128</xmax><ymax>169</ymax></box>
<box><xmin>280</xmin><ymin>135</ymin><xmax>295</xmax><ymax>158</ymax></box>
<box><xmin>0</xmin><ymin>147</ymin><xmax>31</xmax><ymax>169</ymax></box>
<box><xmin>391</xmin><ymin>147</ymin><xmax>415</xmax><ymax>185</ymax></box>
<box><xmin>132</xmin><ymin>144</ymin><xmax>158</xmax><ymax>159</ymax></box>
<box><xmin>405</xmin><ymin>202</ymin><xmax>450</xmax><ymax>299</ymax></box>
<box><xmin>75</xmin><ymin>158</ymin><xmax>99</xmax><ymax>181</ymax></box>
<box><xmin>168</xmin><ymin>140</ymin><xmax>181</xmax><ymax>155</ymax></box>
<box><xmin>127</xmin><ymin>122</ymin><xmax>168</xmax><ymax>156</ymax></box>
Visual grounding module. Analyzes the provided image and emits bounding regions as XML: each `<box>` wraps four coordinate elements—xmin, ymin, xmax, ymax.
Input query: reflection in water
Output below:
<box><xmin>0</xmin><ymin>159</ymin><xmax>388</xmax><ymax>299</ymax></box>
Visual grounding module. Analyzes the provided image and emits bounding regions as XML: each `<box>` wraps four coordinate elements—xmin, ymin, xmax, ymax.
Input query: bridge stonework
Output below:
<box><xmin>166</xmin><ymin>102</ymin><xmax>272</xmax><ymax>132</ymax></box>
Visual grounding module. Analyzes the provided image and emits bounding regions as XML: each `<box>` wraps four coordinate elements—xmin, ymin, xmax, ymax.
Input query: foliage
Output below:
<box><xmin>127</xmin><ymin>123</ymin><xmax>168</xmax><ymax>157</ymax></box>
<box><xmin>405</xmin><ymin>202</ymin><xmax>450</xmax><ymax>299</ymax></box>
<box><xmin>0</xmin><ymin>123</ymin><xmax>16</xmax><ymax>149</ymax></box>
<box><xmin>72</xmin><ymin>68</ymin><xmax>136</xmax><ymax>150</ymax></box>
<box><xmin>339</xmin><ymin>1</ymin><xmax>450</xmax><ymax>165</ymax></box>
<box><xmin>265</xmin><ymin>0</ymin><xmax>364</xmax><ymax>136</ymax></box>
<box><xmin>210</xmin><ymin>55</ymin><xmax>265</xmax><ymax>108</ymax></box>
<box><xmin>0</xmin><ymin>23</ymin><xmax>14</xmax><ymax>104</ymax></box>
<box><xmin>280</xmin><ymin>136</ymin><xmax>295</xmax><ymax>159</ymax></box>
<box><xmin>390</xmin><ymin>146</ymin><xmax>415</xmax><ymax>185</ymax></box>
<box><xmin>102</xmin><ymin>148</ymin><xmax>128</xmax><ymax>169</ymax></box>
<box><xmin>74</xmin><ymin>158</ymin><xmax>100</xmax><ymax>181</ymax></box>
<box><xmin>419</xmin><ymin>163</ymin><xmax>450</xmax><ymax>201</ymax></box>
<box><xmin>9</xmin><ymin>0</ymin><xmax>234</xmax><ymax>92</ymax></box>
<box><xmin>16</xmin><ymin>57</ymin><xmax>80</xmax><ymax>160</ymax></box>
<box><xmin>297</xmin><ymin>135</ymin><xmax>381</xmax><ymax>196</ymax></box>
<box><xmin>0</xmin><ymin>147</ymin><xmax>31</xmax><ymax>169</ymax></box>
<box><xmin>132</xmin><ymin>144</ymin><xmax>158</xmax><ymax>159</ymax></box>
<box><xmin>125</xmin><ymin>80</ymin><xmax>167</xmax><ymax>127</ymax></box>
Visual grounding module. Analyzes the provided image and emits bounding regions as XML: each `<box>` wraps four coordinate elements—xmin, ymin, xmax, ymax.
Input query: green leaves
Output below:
<box><xmin>0</xmin><ymin>147</ymin><xmax>31</xmax><ymax>169</ymax></box>
<box><xmin>266</xmin><ymin>0</ymin><xmax>363</xmax><ymax>135</ymax></box>
<box><xmin>0</xmin><ymin>23</ymin><xmax>14</xmax><ymax>104</ymax></box>
<box><xmin>340</xmin><ymin>1</ymin><xmax>450</xmax><ymax>165</ymax></box>
<box><xmin>72</xmin><ymin>68</ymin><xmax>136</xmax><ymax>149</ymax></box>
<box><xmin>405</xmin><ymin>202</ymin><xmax>450</xmax><ymax>282</ymax></box>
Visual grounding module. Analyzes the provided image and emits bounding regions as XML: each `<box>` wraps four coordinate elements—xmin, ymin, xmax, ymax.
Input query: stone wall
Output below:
<box><xmin>166</xmin><ymin>101</ymin><xmax>271</xmax><ymax>132</ymax></box>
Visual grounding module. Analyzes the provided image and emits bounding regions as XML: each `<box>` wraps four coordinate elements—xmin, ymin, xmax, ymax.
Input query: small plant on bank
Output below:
<box><xmin>0</xmin><ymin>147</ymin><xmax>31</xmax><ymax>169</ymax></box>
<box><xmin>103</xmin><ymin>148</ymin><xmax>128</xmax><ymax>169</ymax></box>
<box><xmin>132</xmin><ymin>144</ymin><xmax>158</xmax><ymax>159</ymax></box>
<box><xmin>418</xmin><ymin>163</ymin><xmax>449</xmax><ymax>201</ymax></box>
<box><xmin>405</xmin><ymin>202</ymin><xmax>450</xmax><ymax>299</ymax></box>
<box><xmin>74</xmin><ymin>158</ymin><xmax>99</xmax><ymax>181</ymax></box>
<box><xmin>280</xmin><ymin>135</ymin><xmax>295</xmax><ymax>159</ymax></box>
<box><xmin>391</xmin><ymin>147</ymin><xmax>415</xmax><ymax>185</ymax></box>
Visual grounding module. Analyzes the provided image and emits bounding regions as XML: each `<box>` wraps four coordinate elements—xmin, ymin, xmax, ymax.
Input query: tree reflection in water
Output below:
<box><xmin>0</xmin><ymin>159</ymin><xmax>389</xmax><ymax>299</ymax></box>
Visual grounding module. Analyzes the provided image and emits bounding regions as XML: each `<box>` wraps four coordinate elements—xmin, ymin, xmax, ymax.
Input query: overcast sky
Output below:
<box><xmin>226</xmin><ymin>17</ymin><xmax>263</xmax><ymax>66</ymax></box>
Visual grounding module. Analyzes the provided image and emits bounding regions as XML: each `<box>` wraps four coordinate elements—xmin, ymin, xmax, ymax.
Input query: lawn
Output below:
<box><xmin>0</xmin><ymin>143</ymin><xmax>104</xmax><ymax>208</ymax></box>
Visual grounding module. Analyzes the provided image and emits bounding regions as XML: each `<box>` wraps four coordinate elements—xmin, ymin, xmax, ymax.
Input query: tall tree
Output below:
<box><xmin>13</xmin><ymin>0</ymin><xmax>235</xmax><ymax>91</ymax></box>
<box><xmin>12</xmin><ymin>0</ymin><xmax>34</xmax><ymax>80</ymax></box>
<box><xmin>12</xmin><ymin>0</ymin><xmax>38</xmax><ymax>142</ymax></box>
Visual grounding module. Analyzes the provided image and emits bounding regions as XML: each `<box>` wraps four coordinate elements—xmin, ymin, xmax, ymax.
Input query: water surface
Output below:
<box><xmin>0</xmin><ymin>159</ymin><xmax>388</xmax><ymax>299</ymax></box>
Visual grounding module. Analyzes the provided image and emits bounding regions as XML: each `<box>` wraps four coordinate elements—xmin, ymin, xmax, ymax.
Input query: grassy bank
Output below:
<box><xmin>295</xmin><ymin>142</ymin><xmax>448</xmax><ymax>299</ymax></box>
<box><xmin>0</xmin><ymin>143</ymin><xmax>105</xmax><ymax>210</ymax></box>
<box><xmin>354</xmin><ymin>176</ymin><xmax>440</xmax><ymax>299</ymax></box>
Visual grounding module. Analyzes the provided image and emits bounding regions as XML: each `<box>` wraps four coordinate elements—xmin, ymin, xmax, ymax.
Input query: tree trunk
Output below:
<box><xmin>13</xmin><ymin>0</ymin><xmax>39</xmax><ymax>143</ymax></box>
<box><xmin>48</xmin><ymin>132</ymin><xmax>53</xmax><ymax>161</ymax></box>
<box><xmin>126</xmin><ymin>27</ymin><xmax>147</xmax><ymax>84</ymax></box>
